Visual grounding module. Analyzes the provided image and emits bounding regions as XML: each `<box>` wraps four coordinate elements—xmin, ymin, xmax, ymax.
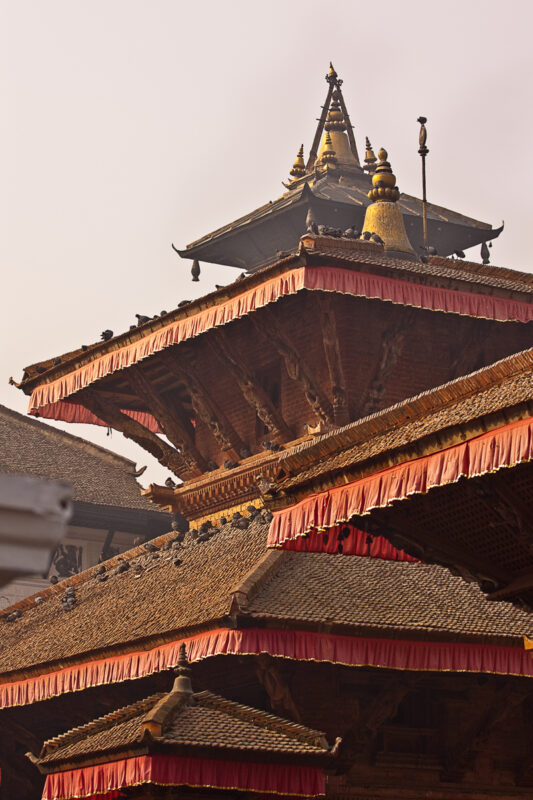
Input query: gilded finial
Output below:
<box><xmin>361</xmin><ymin>146</ymin><xmax>415</xmax><ymax>256</ymax></box>
<box><xmin>326</xmin><ymin>62</ymin><xmax>337</xmax><ymax>82</ymax></box>
<box><xmin>363</xmin><ymin>137</ymin><xmax>377</xmax><ymax>175</ymax></box>
<box><xmin>289</xmin><ymin>144</ymin><xmax>306</xmax><ymax>181</ymax></box>
<box><xmin>320</xmin><ymin>131</ymin><xmax>337</xmax><ymax>165</ymax></box>
<box><xmin>367</xmin><ymin>148</ymin><xmax>400</xmax><ymax>202</ymax></box>
<box><xmin>325</xmin><ymin>90</ymin><xmax>346</xmax><ymax>133</ymax></box>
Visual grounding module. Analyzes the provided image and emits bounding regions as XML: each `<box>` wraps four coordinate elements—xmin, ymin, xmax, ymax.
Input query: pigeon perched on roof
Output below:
<box><xmin>454</xmin><ymin>249</ymin><xmax>466</xmax><ymax>259</ymax></box>
<box><xmin>100</xmin><ymin>330</ymin><xmax>113</xmax><ymax>341</ymax></box>
<box><xmin>165</xmin><ymin>477</ymin><xmax>177</xmax><ymax>489</ymax></box>
<box><xmin>370</xmin><ymin>233</ymin><xmax>384</xmax><ymax>245</ymax></box>
<box><xmin>135</xmin><ymin>314</ymin><xmax>151</xmax><ymax>325</ymax></box>
<box><xmin>178</xmin><ymin>300</ymin><xmax>191</xmax><ymax>307</ymax></box>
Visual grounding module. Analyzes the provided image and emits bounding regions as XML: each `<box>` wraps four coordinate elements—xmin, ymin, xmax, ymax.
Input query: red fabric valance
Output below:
<box><xmin>3</xmin><ymin>627</ymin><xmax>533</xmax><ymax>711</ymax></box>
<box><xmin>268</xmin><ymin>416</ymin><xmax>533</xmax><ymax>550</ymax></box>
<box><xmin>42</xmin><ymin>754</ymin><xmax>325</xmax><ymax>800</ymax></box>
<box><xmin>28</xmin><ymin>266</ymin><xmax>533</xmax><ymax>428</ymax></box>
<box><xmin>278</xmin><ymin>524</ymin><xmax>418</xmax><ymax>559</ymax></box>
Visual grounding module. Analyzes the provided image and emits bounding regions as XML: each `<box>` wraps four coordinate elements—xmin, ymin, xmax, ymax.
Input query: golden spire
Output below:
<box><xmin>289</xmin><ymin>144</ymin><xmax>306</xmax><ymax>181</ymax></box>
<box><xmin>363</xmin><ymin>137</ymin><xmax>377</xmax><ymax>174</ymax></box>
<box><xmin>325</xmin><ymin>92</ymin><xmax>346</xmax><ymax>133</ymax></box>
<box><xmin>361</xmin><ymin>147</ymin><xmax>415</xmax><ymax>256</ymax></box>
<box><xmin>317</xmin><ymin>89</ymin><xmax>358</xmax><ymax>168</ymax></box>
<box><xmin>320</xmin><ymin>131</ymin><xmax>337</xmax><ymax>165</ymax></box>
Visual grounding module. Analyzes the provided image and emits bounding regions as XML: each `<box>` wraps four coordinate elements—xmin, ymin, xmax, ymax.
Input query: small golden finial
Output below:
<box><xmin>325</xmin><ymin>90</ymin><xmax>346</xmax><ymax>133</ymax></box>
<box><xmin>320</xmin><ymin>131</ymin><xmax>337</xmax><ymax>165</ymax></box>
<box><xmin>367</xmin><ymin>148</ymin><xmax>400</xmax><ymax>202</ymax></box>
<box><xmin>363</xmin><ymin>137</ymin><xmax>377</xmax><ymax>174</ymax></box>
<box><xmin>289</xmin><ymin>144</ymin><xmax>306</xmax><ymax>181</ymax></box>
<box><xmin>327</xmin><ymin>62</ymin><xmax>338</xmax><ymax>82</ymax></box>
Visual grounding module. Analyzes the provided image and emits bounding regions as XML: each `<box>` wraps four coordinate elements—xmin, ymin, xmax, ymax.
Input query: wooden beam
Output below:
<box><xmin>249</xmin><ymin>309</ymin><xmax>334</xmax><ymax>426</ymax></box>
<box><xmin>316</xmin><ymin>295</ymin><xmax>349</xmax><ymax>425</ymax></box>
<box><xmin>360</xmin><ymin>309</ymin><xmax>415</xmax><ymax>418</ymax></box>
<box><xmin>127</xmin><ymin>364</ymin><xmax>208</xmax><ymax>475</ymax></box>
<box><xmin>208</xmin><ymin>333</ymin><xmax>292</xmax><ymax>441</ymax></box>
<box><xmin>159</xmin><ymin>349</ymin><xmax>245</xmax><ymax>460</ymax></box>
<box><xmin>79</xmin><ymin>389</ymin><xmax>191</xmax><ymax>479</ymax></box>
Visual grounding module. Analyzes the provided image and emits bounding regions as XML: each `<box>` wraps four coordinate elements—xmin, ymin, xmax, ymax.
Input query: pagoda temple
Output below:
<box><xmin>178</xmin><ymin>65</ymin><xmax>503</xmax><ymax>271</ymax></box>
<box><xmin>3</xmin><ymin>65</ymin><xmax>533</xmax><ymax>800</ymax></box>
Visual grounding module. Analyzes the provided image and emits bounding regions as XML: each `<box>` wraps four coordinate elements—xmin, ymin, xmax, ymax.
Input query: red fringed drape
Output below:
<box><xmin>42</xmin><ymin>754</ymin><xmax>325</xmax><ymax>800</ymax></box>
<box><xmin>28</xmin><ymin>267</ymin><xmax>533</xmax><ymax>427</ymax></box>
<box><xmin>279</xmin><ymin>524</ymin><xmax>418</xmax><ymax>559</ymax></box>
<box><xmin>268</xmin><ymin>416</ymin><xmax>533</xmax><ymax>549</ymax></box>
<box><xmin>3</xmin><ymin>627</ymin><xmax>533</xmax><ymax>711</ymax></box>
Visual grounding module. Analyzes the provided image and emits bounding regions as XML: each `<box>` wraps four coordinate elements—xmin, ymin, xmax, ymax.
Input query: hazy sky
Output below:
<box><xmin>3</xmin><ymin>0</ymin><xmax>533</xmax><ymax>487</ymax></box>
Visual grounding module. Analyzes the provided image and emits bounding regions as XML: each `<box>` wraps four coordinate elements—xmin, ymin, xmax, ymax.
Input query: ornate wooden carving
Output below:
<box><xmin>159</xmin><ymin>350</ymin><xmax>245</xmax><ymax>459</ymax></box>
<box><xmin>250</xmin><ymin>310</ymin><xmax>334</xmax><ymax>426</ymax></box>
<box><xmin>360</xmin><ymin>309</ymin><xmax>415</xmax><ymax>417</ymax></box>
<box><xmin>79</xmin><ymin>389</ymin><xmax>192</xmax><ymax>478</ymax></box>
<box><xmin>316</xmin><ymin>295</ymin><xmax>349</xmax><ymax>425</ymax></box>
<box><xmin>255</xmin><ymin>654</ymin><xmax>301</xmax><ymax>722</ymax></box>
<box><xmin>127</xmin><ymin>364</ymin><xmax>207</xmax><ymax>475</ymax></box>
<box><xmin>208</xmin><ymin>333</ymin><xmax>292</xmax><ymax>441</ymax></box>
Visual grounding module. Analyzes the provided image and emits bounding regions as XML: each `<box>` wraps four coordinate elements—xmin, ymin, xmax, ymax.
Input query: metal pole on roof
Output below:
<box><xmin>417</xmin><ymin>116</ymin><xmax>429</xmax><ymax>250</ymax></box>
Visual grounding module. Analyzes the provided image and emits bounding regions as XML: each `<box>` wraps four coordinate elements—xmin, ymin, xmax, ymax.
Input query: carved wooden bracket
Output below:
<box><xmin>249</xmin><ymin>309</ymin><xmax>334</xmax><ymax>426</ymax></box>
<box><xmin>160</xmin><ymin>349</ymin><xmax>245</xmax><ymax>460</ymax></box>
<box><xmin>208</xmin><ymin>333</ymin><xmax>292</xmax><ymax>441</ymax></box>
<box><xmin>79</xmin><ymin>389</ymin><xmax>192</xmax><ymax>479</ymax></box>
<box><xmin>316</xmin><ymin>294</ymin><xmax>349</xmax><ymax>425</ymax></box>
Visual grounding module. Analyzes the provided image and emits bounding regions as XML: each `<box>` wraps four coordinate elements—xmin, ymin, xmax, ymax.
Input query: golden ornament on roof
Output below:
<box><xmin>289</xmin><ymin>144</ymin><xmax>306</xmax><ymax>180</ymax></box>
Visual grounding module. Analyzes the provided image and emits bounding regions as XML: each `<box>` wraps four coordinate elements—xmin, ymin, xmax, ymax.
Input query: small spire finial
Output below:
<box><xmin>327</xmin><ymin>62</ymin><xmax>337</xmax><ymax>82</ymax></box>
<box><xmin>363</xmin><ymin>137</ymin><xmax>377</xmax><ymax>174</ymax></box>
<box><xmin>289</xmin><ymin>144</ymin><xmax>306</xmax><ymax>181</ymax></box>
<box><xmin>320</xmin><ymin>131</ymin><xmax>337</xmax><ymax>165</ymax></box>
<box><xmin>172</xmin><ymin>642</ymin><xmax>193</xmax><ymax>697</ymax></box>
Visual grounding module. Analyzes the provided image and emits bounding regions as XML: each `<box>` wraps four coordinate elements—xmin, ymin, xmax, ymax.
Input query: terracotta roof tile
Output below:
<box><xmin>0</xmin><ymin>403</ymin><xmax>158</xmax><ymax>511</ymax></box>
<box><xmin>36</xmin><ymin>689</ymin><xmax>330</xmax><ymax>767</ymax></box>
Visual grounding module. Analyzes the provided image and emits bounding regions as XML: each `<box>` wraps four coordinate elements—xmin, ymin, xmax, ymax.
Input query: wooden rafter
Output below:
<box><xmin>159</xmin><ymin>349</ymin><xmax>245</xmax><ymax>460</ymax></box>
<box><xmin>79</xmin><ymin>389</ymin><xmax>191</xmax><ymax>479</ymax></box>
<box><xmin>208</xmin><ymin>332</ymin><xmax>292</xmax><ymax>441</ymax></box>
<box><xmin>249</xmin><ymin>309</ymin><xmax>334</xmax><ymax>426</ymax></box>
<box><xmin>127</xmin><ymin>364</ymin><xmax>208</xmax><ymax>475</ymax></box>
<box><xmin>316</xmin><ymin>294</ymin><xmax>349</xmax><ymax>425</ymax></box>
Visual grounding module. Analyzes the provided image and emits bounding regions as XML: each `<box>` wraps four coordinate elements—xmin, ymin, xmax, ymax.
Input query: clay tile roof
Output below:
<box><xmin>277</xmin><ymin>347</ymin><xmax>533</xmax><ymax>491</ymax></box>
<box><xmin>35</xmin><ymin>688</ymin><xmax>330</xmax><ymax>767</ymax></box>
<box><xmin>0</xmin><ymin>403</ymin><xmax>159</xmax><ymax>511</ymax></box>
<box><xmin>3</xmin><ymin>515</ymin><xmax>533</xmax><ymax>683</ymax></box>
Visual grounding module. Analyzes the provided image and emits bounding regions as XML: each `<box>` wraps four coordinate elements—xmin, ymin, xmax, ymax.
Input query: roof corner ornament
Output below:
<box><xmin>288</xmin><ymin>144</ymin><xmax>306</xmax><ymax>183</ymax></box>
<box><xmin>417</xmin><ymin>116</ymin><xmax>429</xmax><ymax>250</ymax></box>
<box><xmin>361</xmin><ymin>147</ymin><xmax>415</xmax><ymax>256</ymax></box>
<box><xmin>191</xmin><ymin>258</ymin><xmax>201</xmax><ymax>282</ymax></box>
<box><xmin>363</xmin><ymin>137</ymin><xmax>377</xmax><ymax>175</ymax></box>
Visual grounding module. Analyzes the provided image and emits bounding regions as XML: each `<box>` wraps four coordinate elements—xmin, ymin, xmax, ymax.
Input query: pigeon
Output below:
<box><xmin>53</xmin><ymin>357</ymin><xmax>62</xmax><ymax>366</ymax></box>
<box><xmin>307</xmin><ymin>221</ymin><xmax>319</xmax><ymax>234</ymax></box>
<box><xmin>235</xmin><ymin>517</ymin><xmax>250</xmax><ymax>529</ymax></box>
<box><xmin>361</xmin><ymin>231</ymin><xmax>372</xmax><ymax>240</ymax></box>
<box><xmin>317</xmin><ymin>224</ymin><xmax>327</xmax><ymax>235</ymax></box>
<box><xmin>50</xmin><ymin>575</ymin><xmax>59</xmax><ymax>585</ymax></box>
<box><xmin>34</xmin><ymin>596</ymin><xmax>44</xmax><ymax>605</ymax></box>
<box><xmin>116</xmin><ymin>561</ymin><xmax>130</xmax><ymax>574</ymax></box>
<box><xmin>135</xmin><ymin>314</ymin><xmax>151</xmax><ymax>325</ymax></box>
<box><xmin>144</xmin><ymin>542</ymin><xmax>158</xmax><ymax>552</ymax></box>
<box><xmin>191</xmin><ymin>259</ymin><xmax>201</xmax><ymax>282</ymax></box>
<box><xmin>81</xmin><ymin>345</ymin><xmax>88</xmax><ymax>351</ymax></box>
<box><xmin>173</xmin><ymin>558</ymin><xmax>183</xmax><ymax>567</ymax></box>
<box><xmin>165</xmin><ymin>477</ymin><xmax>177</xmax><ymax>489</ymax></box>
<box><xmin>101</xmin><ymin>329</ymin><xmax>113</xmax><ymax>341</ymax></box>
<box><xmin>454</xmin><ymin>249</ymin><xmax>466</xmax><ymax>259</ymax></box>
<box><xmin>215</xmin><ymin>284</ymin><xmax>226</xmax><ymax>290</ymax></box>
<box><xmin>178</xmin><ymin>300</ymin><xmax>191</xmax><ymax>307</ymax></box>
<box><xmin>370</xmin><ymin>233</ymin><xmax>384</xmax><ymax>245</ymax></box>
<box><xmin>97</xmin><ymin>574</ymin><xmax>108</xmax><ymax>582</ymax></box>
<box><xmin>235</xmin><ymin>272</ymin><xmax>246</xmax><ymax>281</ymax></box>
<box><xmin>96</xmin><ymin>565</ymin><xmax>106</xmax><ymax>575</ymax></box>
<box><xmin>344</xmin><ymin>227</ymin><xmax>359</xmax><ymax>239</ymax></box>
<box><xmin>224</xmin><ymin>459</ymin><xmax>239</xmax><ymax>469</ymax></box>
<box><xmin>219</xmin><ymin>517</ymin><xmax>228</xmax><ymax>526</ymax></box>
<box><xmin>160</xmin><ymin>310</ymin><xmax>168</xmax><ymax>316</ymax></box>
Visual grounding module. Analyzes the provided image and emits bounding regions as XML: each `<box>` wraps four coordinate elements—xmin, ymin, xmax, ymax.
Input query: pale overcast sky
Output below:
<box><xmin>3</xmin><ymin>0</ymin><xmax>533</xmax><ymax>486</ymax></box>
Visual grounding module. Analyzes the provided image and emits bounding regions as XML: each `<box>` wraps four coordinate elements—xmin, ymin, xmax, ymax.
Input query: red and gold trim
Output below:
<box><xmin>42</xmin><ymin>754</ymin><xmax>325</xmax><ymax>800</ymax></box>
<box><xmin>28</xmin><ymin>267</ymin><xmax>533</xmax><ymax>429</ymax></box>
<box><xmin>3</xmin><ymin>627</ymin><xmax>533</xmax><ymax>711</ymax></box>
<box><xmin>268</xmin><ymin>416</ymin><xmax>533</xmax><ymax>550</ymax></box>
